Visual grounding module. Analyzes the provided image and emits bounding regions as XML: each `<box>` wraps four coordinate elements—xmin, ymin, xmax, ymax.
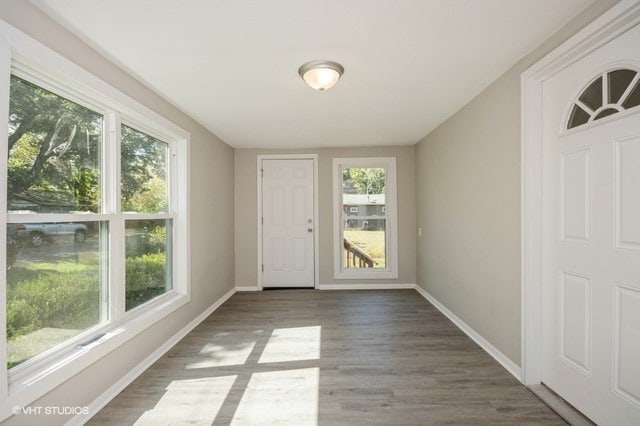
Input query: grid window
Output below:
<box><xmin>0</xmin><ymin>23</ymin><xmax>189</xmax><ymax>417</ymax></box>
<box><xmin>567</xmin><ymin>68</ymin><xmax>640</xmax><ymax>130</ymax></box>
<box><xmin>3</xmin><ymin>72</ymin><xmax>184</xmax><ymax>377</ymax></box>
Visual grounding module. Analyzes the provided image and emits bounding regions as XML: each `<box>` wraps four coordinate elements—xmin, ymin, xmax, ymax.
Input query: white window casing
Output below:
<box><xmin>333</xmin><ymin>157</ymin><xmax>399</xmax><ymax>279</ymax></box>
<box><xmin>0</xmin><ymin>19</ymin><xmax>190</xmax><ymax>419</ymax></box>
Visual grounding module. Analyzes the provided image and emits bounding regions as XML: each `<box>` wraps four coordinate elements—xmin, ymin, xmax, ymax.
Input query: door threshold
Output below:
<box><xmin>529</xmin><ymin>384</ymin><xmax>594</xmax><ymax>425</ymax></box>
<box><xmin>262</xmin><ymin>287</ymin><xmax>315</xmax><ymax>290</ymax></box>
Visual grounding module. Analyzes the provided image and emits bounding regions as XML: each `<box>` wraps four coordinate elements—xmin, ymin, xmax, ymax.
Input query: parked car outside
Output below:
<box><xmin>14</xmin><ymin>223</ymin><xmax>89</xmax><ymax>246</ymax></box>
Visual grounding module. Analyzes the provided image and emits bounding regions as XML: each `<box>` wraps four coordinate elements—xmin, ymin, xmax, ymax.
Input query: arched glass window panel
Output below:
<box><xmin>621</xmin><ymin>79</ymin><xmax>640</xmax><ymax>109</ymax></box>
<box><xmin>567</xmin><ymin>68</ymin><xmax>640</xmax><ymax>130</ymax></box>
<box><xmin>579</xmin><ymin>77</ymin><xmax>603</xmax><ymax>111</ymax></box>
<box><xmin>568</xmin><ymin>105</ymin><xmax>590</xmax><ymax>128</ymax></box>
<box><xmin>594</xmin><ymin>107</ymin><xmax>618</xmax><ymax>120</ymax></box>
<box><xmin>608</xmin><ymin>69</ymin><xmax>636</xmax><ymax>103</ymax></box>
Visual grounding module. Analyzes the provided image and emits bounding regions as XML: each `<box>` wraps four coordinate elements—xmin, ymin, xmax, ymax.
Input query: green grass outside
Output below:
<box><xmin>343</xmin><ymin>230</ymin><xmax>386</xmax><ymax>267</ymax></box>
<box><xmin>6</xmin><ymin>254</ymin><xmax>102</xmax><ymax>368</ymax></box>
<box><xmin>6</xmin><ymin>250</ymin><xmax>167</xmax><ymax>368</ymax></box>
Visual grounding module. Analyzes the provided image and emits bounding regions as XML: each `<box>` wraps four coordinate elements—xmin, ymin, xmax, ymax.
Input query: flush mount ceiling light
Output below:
<box><xmin>298</xmin><ymin>60</ymin><xmax>344</xmax><ymax>91</ymax></box>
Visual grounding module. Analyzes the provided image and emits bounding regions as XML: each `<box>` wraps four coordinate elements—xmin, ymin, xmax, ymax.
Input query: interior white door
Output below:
<box><xmin>261</xmin><ymin>159</ymin><xmax>315</xmax><ymax>288</ymax></box>
<box><xmin>542</xmin><ymin>23</ymin><xmax>640</xmax><ymax>424</ymax></box>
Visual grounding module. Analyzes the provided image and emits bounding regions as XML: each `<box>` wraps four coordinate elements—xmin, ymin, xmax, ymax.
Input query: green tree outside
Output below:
<box><xmin>343</xmin><ymin>167</ymin><xmax>385</xmax><ymax>195</ymax></box>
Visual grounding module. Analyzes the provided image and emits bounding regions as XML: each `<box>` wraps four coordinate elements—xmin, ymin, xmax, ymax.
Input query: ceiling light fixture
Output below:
<box><xmin>298</xmin><ymin>60</ymin><xmax>344</xmax><ymax>91</ymax></box>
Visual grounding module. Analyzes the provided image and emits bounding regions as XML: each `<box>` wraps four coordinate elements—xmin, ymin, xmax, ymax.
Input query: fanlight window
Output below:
<box><xmin>567</xmin><ymin>68</ymin><xmax>640</xmax><ymax>130</ymax></box>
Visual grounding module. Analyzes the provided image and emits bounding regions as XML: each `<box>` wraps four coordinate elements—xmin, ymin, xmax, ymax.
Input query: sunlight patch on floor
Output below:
<box><xmin>258</xmin><ymin>326</ymin><xmax>321</xmax><ymax>364</ymax></box>
<box><xmin>135</xmin><ymin>375</ymin><xmax>237</xmax><ymax>425</ymax></box>
<box><xmin>232</xmin><ymin>367</ymin><xmax>319</xmax><ymax>425</ymax></box>
<box><xmin>185</xmin><ymin>331</ymin><xmax>260</xmax><ymax>369</ymax></box>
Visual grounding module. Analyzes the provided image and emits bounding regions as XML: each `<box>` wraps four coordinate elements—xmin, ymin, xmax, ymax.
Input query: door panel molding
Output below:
<box><xmin>257</xmin><ymin>154</ymin><xmax>319</xmax><ymax>289</ymax></box>
<box><xmin>560</xmin><ymin>146</ymin><xmax>592</xmax><ymax>244</ymax></box>
<box><xmin>558</xmin><ymin>270</ymin><xmax>592</xmax><ymax>376</ymax></box>
<box><xmin>613</xmin><ymin>283</ymin><xmax>640</xmax><ymax>407</ymax></box>
<box><xmin>615</xmin><ymin>134</ymin><xmax>640</xmax><ymax>251</ymax></box>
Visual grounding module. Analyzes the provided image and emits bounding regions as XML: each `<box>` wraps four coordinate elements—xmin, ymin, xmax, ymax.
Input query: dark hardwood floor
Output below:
<box><xmin>90</xmin><ymin>290</ymin><xmax>565</xmax><ymax>425</ymax></box>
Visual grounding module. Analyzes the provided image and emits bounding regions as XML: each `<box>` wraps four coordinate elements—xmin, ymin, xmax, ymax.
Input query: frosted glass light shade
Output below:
<box><xmin>298</xmin><ymin>61</ymin><xmax>344</xmax><ymax>91</ymax></box>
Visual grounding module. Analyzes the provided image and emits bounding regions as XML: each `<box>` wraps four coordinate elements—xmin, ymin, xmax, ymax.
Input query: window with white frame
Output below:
<box><xmin>1</xmin><ymin>21</ymin><xmax>189</xmax><ymax>414</ymax></box>
<box><xmin>6</xmin><ymin>75</ymin><xmax>110</xmax><ymax>370</ymax></box>
<box><xmin>333</xmin><ymin>157</ymin><xmax>398</xmax><ymax>279</ymax></box>
<box><xmin>567</xmin><ymin>67</ymin><xmax>640</xmax><ymax>130</ymax></box>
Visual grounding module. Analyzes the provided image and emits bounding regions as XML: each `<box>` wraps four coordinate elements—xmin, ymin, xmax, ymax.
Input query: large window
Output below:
<box><xmin>0</xmin><ymin>23</ymin><xmax>189</xmax><ymax>415</ymax></box>
<box><xmin>333</xmin><ymin>157</ymin><xmax>398</xmax><ymax>279</ymax></box>
<box><xmin>5</xmin><ymin>75</ymin><xmax>180</xmax><ymax>369</ymax></box>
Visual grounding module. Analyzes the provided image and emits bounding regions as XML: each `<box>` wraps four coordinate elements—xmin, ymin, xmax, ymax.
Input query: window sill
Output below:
<box><xmin>2</xmin><ymin>291</ymin><xmax>189</xmax><ymax>421</ymax></box>
<box><xmin>334</xmin><ymin>270</ymin><xmax>399</xmax><ymax>280</ymax></box>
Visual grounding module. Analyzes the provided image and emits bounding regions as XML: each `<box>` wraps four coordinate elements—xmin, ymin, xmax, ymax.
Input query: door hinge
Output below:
<box><xmin>261</xmin><ymin>264</ymin><xmax>264</xmax><ymax>272</ymax></box>
<box><xmin>261</xmin><ymin>168</ymin><xmax>264</xmax><ymax>177</ymax></box>
<box><xmin>261</xmin><ymin>217</ymin><xmax>264</xmax><ymax>224</ymax></box>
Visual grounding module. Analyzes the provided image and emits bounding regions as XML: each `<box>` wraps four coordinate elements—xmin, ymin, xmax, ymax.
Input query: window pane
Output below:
<box><xmin>7</xmin><ymin>75</ymin><xmax>103</xmax><ymax>214</ymax></box>
<box><xmin>567</xmin><ymin>104</ymin><xmax>590</xmax><ymax>129</ymax></box>
<box><xmin>342</xmin><ymin>167</ymin><xmax>386</xmax><ymax>268</ymax></box>
<box><xmin>125</xmin><ymin>219</ymin><xmax>172</xmax><ymax>311</ymax></box>
<box><xmin>343</xmin><ymin>221</ymin><xmax>386</xmax><ymax>268</ymax></box>
<box><xmin>579</xmin><ymin>76</ymin><xmax>603</xmax><ymax>111</ymax></box>
<box><xmin>621</xmin><ymin>79</ymin><xmax>640</xmax><ymax>110</ymax></box>
<box><xmin>6</xmin><ymin>221</ymin><xmax>107</xmax><ymax>369</ymax></box>
<box><xmin>608</xmin><ymin>69</ymin><xmax>637</xmax><ymax>104</ymax></box>
<box><xmin>594</xmin><ymin>107</ymin><xmax>619</xmax><ymax>120</ymax></box>
<box><xmin>121</xmin><ymin>125</ymin><xmax>169</xmax><ymax>213</ymax></box>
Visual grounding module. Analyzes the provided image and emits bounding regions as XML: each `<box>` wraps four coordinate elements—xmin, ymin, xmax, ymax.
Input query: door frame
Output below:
<box><xmin>521</xmin><ymin>0</ymin><xmax>640</xmax><ymax>385</ymax></box>
<box><xmin>257</xmin><ymin>154</ymin><xmax>319</xmax><ymax>290</ymax></box>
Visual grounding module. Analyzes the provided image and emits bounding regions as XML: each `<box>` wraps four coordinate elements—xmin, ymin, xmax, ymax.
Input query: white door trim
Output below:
<box><xmin>257</xmin><ymin>154</ymin><xmax>319</xmax><ymax>290</ymax></box>
<box><xmin>521</xmin><ymin>0</ymin><xmax>640</xmax><ymax>385</ymax></box>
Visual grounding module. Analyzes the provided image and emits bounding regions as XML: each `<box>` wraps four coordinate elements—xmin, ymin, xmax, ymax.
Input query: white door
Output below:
<box><xmin>261</xmin><ymin>159</ymin><xmax>315</xmax><ymax>288</ymax></box>
<box><xmin>542</xmin><ymin>23</ymin><xmax>640</xmax><ymax>424</ymax></box>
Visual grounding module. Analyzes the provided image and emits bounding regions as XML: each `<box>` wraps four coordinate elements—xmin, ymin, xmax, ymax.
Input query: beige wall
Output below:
<box><xmin>1</xmin><ymin>1</ymin><xmax>235</xmax><ymax>424</ymax></box>
<box><xmin>235</xmin><ymin>146</ymin><xmax>416</xmax><ymax>287</ymax></box>
<box><xmin>414</xmin><ymin>0</ymin><xmax>621</xmax><ymax>365</ymax></box>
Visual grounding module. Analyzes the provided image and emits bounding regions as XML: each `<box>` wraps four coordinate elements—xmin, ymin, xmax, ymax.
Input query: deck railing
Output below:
<box><xmin>343</xmin><ymin>238</ymin><xmax>375</xmax><ymax>268</ymax></box>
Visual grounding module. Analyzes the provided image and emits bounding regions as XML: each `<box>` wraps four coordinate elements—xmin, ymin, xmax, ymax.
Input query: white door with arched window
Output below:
<box><xmin>542</xmin><ymin>22</ymin><xmax>640</xmax><ymax>424</ymax></box>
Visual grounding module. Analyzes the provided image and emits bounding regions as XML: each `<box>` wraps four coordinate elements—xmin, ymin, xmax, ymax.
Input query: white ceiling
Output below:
<box><xmin>33</xmin><ymin>0</ymin><xmax>595</xmax><ymax>149</ymax></box>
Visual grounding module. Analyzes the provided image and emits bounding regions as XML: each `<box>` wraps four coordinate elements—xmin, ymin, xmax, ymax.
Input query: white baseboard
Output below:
<box><xmin>235</xmin><ymin>286</ymin><xmax>260</xmax><ymax>291</ymax></box>
<box><xmin>413</xmin><ymin>285</ymin><xmax>522</xmax><ymax>381</ymax></box>
<box><xmin>317</xmin><ymin>283</ymin><xmax>417</xmax><ymax>290</ymax></box>
<box><xmin>238</xmin><ymin>283</ymin><xmax>417</xmax><ymax>291</ymax></box>
<box><xmin>67</xmin><ymin>287</ymin><xmax>237</xmax><ymax>426</ymax></box>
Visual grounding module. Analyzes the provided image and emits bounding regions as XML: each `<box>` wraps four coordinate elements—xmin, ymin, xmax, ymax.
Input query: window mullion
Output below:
<box><xmin>106</xmin><ymin>112</ymin><xmax>124</xmax><ymax>323</ymax></box>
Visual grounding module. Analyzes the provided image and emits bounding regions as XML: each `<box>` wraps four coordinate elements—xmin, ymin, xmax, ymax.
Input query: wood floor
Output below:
<box><xmin>90</xmin><ymin>290</ymin><xmax>566</xmax><ymax>425</ymax></box>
